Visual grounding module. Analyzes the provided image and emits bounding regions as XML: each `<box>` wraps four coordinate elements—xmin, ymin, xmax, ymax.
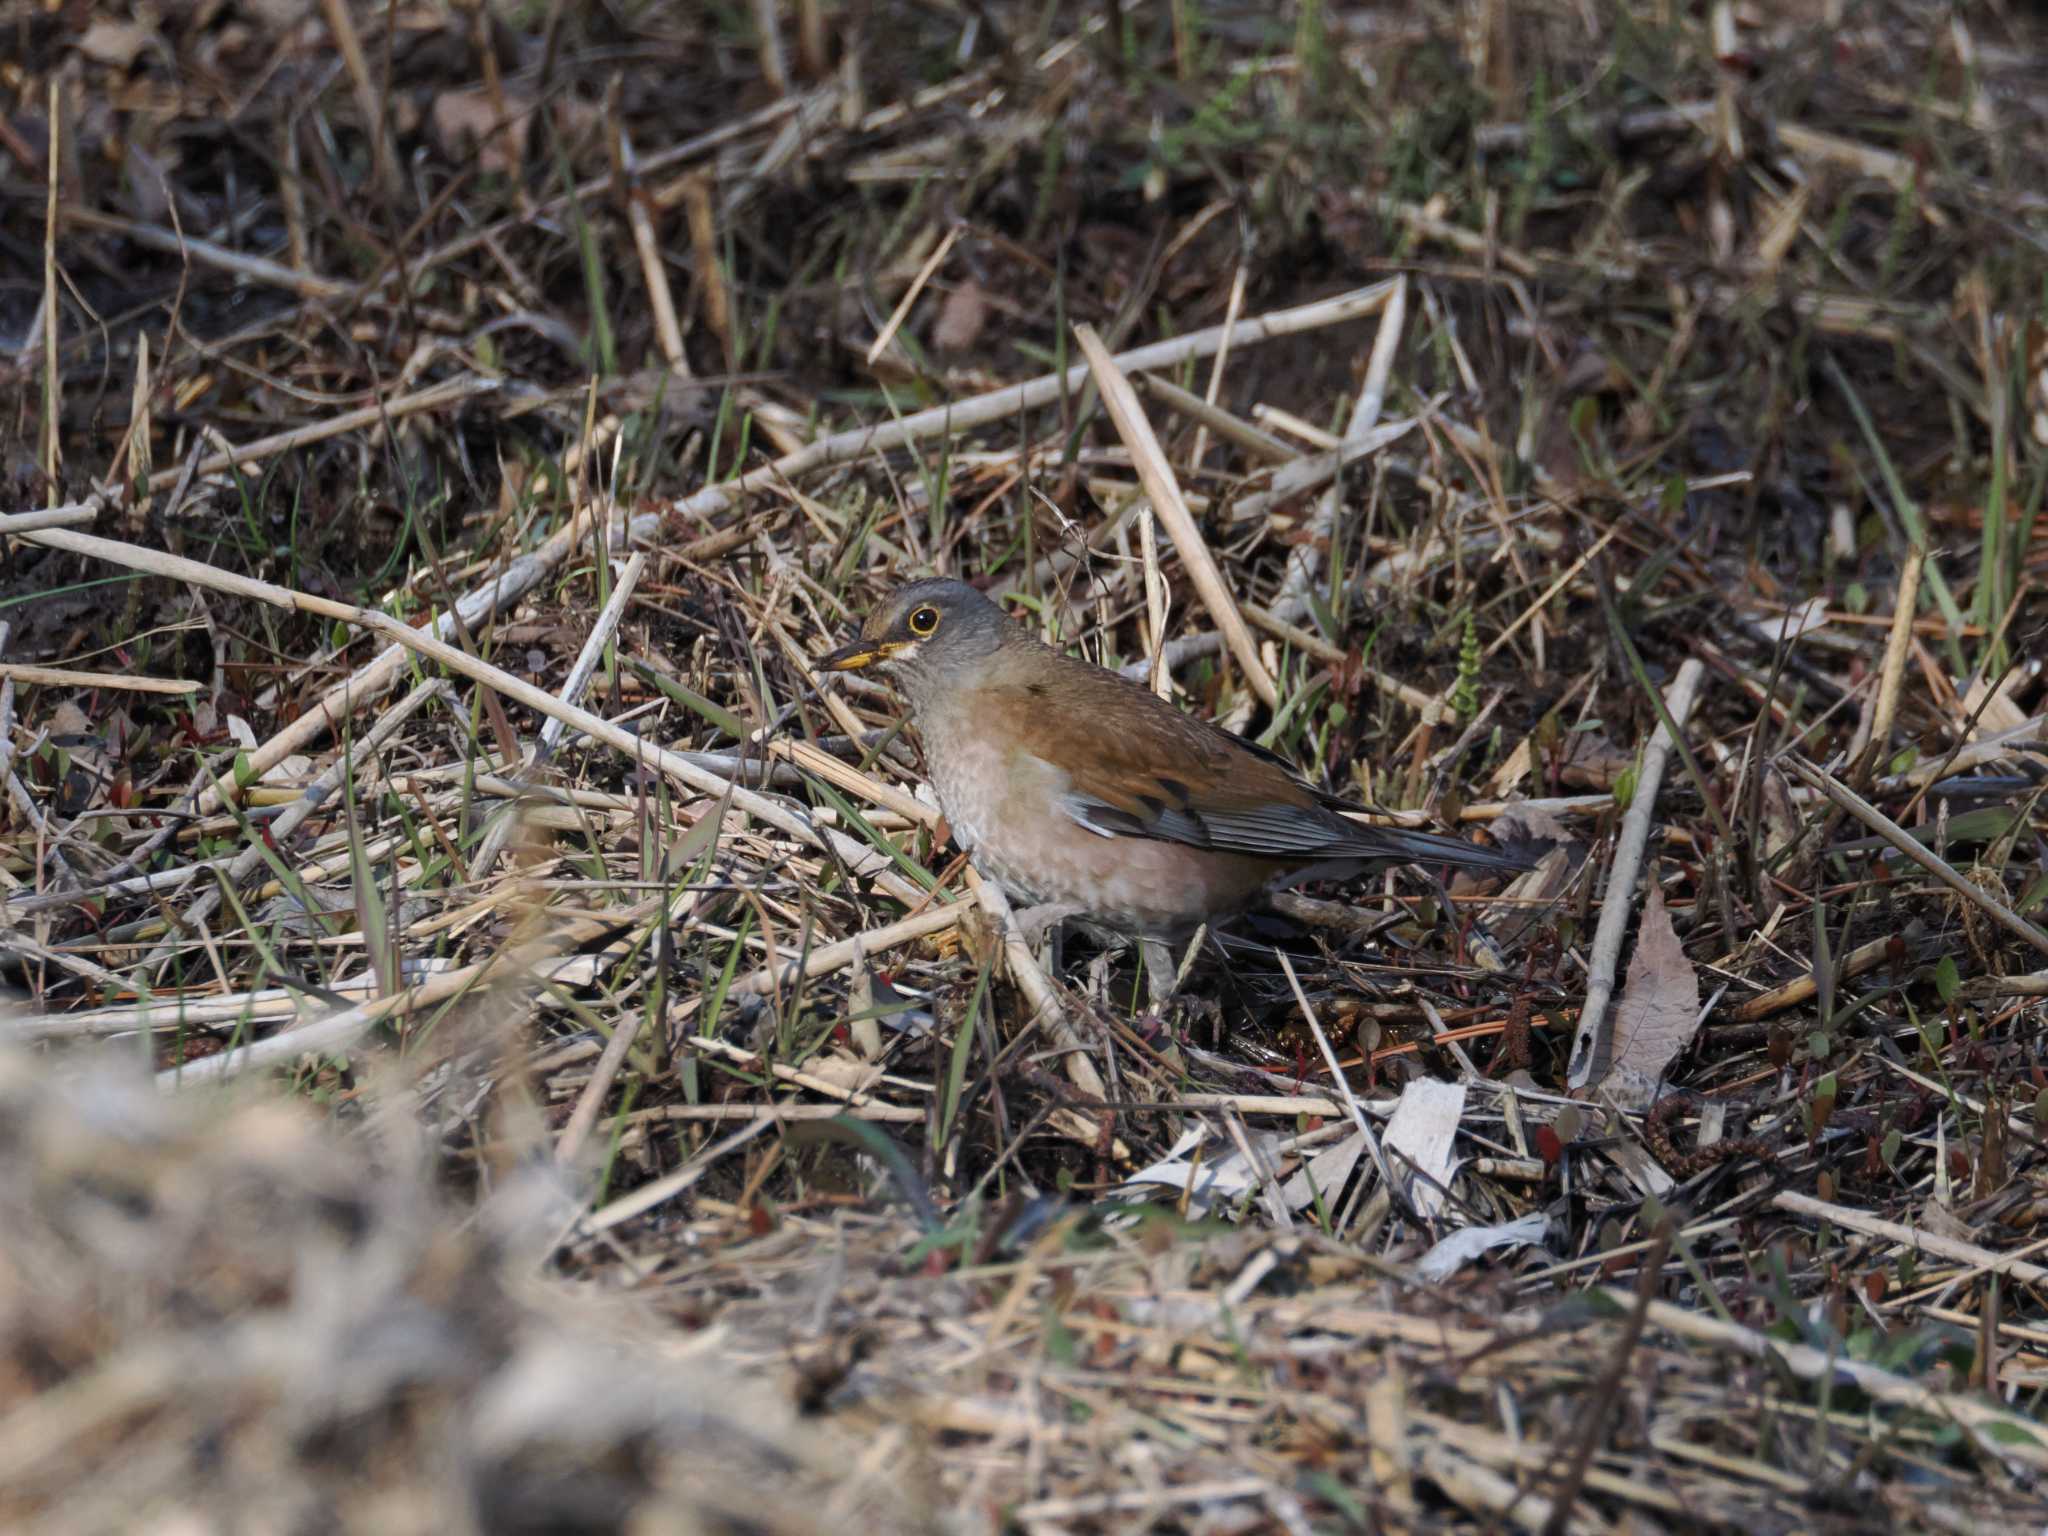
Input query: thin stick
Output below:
<box><xmin>318</xmin><ymin>0</ymin><xmax>400</xmax><ymax>200</ymax></box>
<box><xmin>554</xmin><ymin>1001</ymin><xmax>655</xmax><ymax>1166</ymax></box>
<box><xmin>1276</xmin><ymin>950</ymin><xmax>1392</xmax><ymax>1189</ymax></box>
<box><xmin>1786</xmin><ymin>756</ymin><xmax>2048</xmax><ymax>956</ymax></box>
<box><xmin>150</xmin><ymin>375</ymin><xmax>496</xmax><ymax>494</ymax></box>
<box><xmin>134</xmin><ymin>677</ymin><xmax>450</xmax><ymax>972</ymax></box>
<box><xmin>620</xmin><ymin>132</ymin><xmax>689</xmax><ymax>374</ymax></box>
<box><xmin>1139</xmin><ymin>502</ymin><xmax>1170</xmax><ymax>698</ymax></box>
<box><xmin>470</xmin><ymin>552</ymin><xmax>647</xmax><ymax>883</ymax></box>
<box><xmin>728</xmin><ymin>901</ymin><xmax>967</xmax><ymax>998</ymax></box>
<box><xmin>585</xmin><ymin>1119</ymin><xmax>778</xmax><ymax>1231</ymax></box>
<box><xmin>1278</xmin><ymin>275</ymin><xmax>1406</xmax><ymax>615</ymax></box>
<box><xmin>8</xmin><ymin>375</ymin><xmax>497</xmax><ymax>510</ymax></box>
<box><xmin>155</xmin><ymin>932</ymin><xmax>553</xmax><ymax>1088</ymax></box>
<box><xmin>1482</xmin><ymin>519</ymin><xmax>1626</xmax><ymax>661</ymax></box>
<box><xmin>0</xmin><ymin>507</ymin><xmax>95</xmax><ymax>536</ymax></box>
<box><xmin>0</xmin><ymin>665</ymin><xmax>196</xmax><ymax>695</ymax></box>
<box><xmin>866</xmin><ymin>222</ymin><xmax>961</xmax><ymax>364</ymax></box>
<box><xmin>1186</xmin><ymin>261</ymin><xmax>1247</xmax><ymax>471</ymax></box>
<box><xmin>1239</xmin><ymin>602</ymin><xmax>1439</xmax><ymax>714</ymax></box>
<box><xmin>1623</xmin><ymin>1291</ymin><xmax>2048</xmax><ymax>1465</ymax></box>
<box><xmin>1566</xmin><ymin>658</ymin><xmax>1707</xmax><ymax>1088</ymax></box>
<box><xmin>1724</xmin><ymin>935</ymin><xmax>1893</xmax><ymax>1023</ymax></box>
<box><xmin>39</xmin><ymin>80</ymin><xmax>60</xmax><ymax>489</ymax></box>
<box><xmin>1139</xmin><ymin>372</ymin><xmax>1296</xmax><ymax>463</ymax></box>
<box><xmin>24</xmin><ymin>525</ymin><xmax>923</xmax><ymax>917</ymax></box>
<box><xmin>661</xmin><ymin>281</ymin><xmax>1397</xmax><ymax>528</ymax></box>
<box><xmin>1771</xmin><ymin>1190</ymin><xmax>2048</xmax><ymax>1286</ymax></box>
<box><xmin>1851</xmin><ymin>543</ymin><xmax>1923</xmax><ymax>789</ymax></box>
<box><xmin>971</xmin><ymin>875</ymin><xmax>1106</xmax><ymax>1100</ymax></box>
<box><xmin>1074</xmin><ymin>321</ymin><xmax>1277</xmax><ymax>709</ymax></box>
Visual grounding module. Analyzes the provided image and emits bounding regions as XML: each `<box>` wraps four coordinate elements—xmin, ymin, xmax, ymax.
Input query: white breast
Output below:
<box><xmin>919</xmin><ymin>714</ymin><xmax>1004</xmax><ymax>856</ymax></box>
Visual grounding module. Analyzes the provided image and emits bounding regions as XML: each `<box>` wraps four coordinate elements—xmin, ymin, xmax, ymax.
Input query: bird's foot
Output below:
<box><xmin>1009</xmin><ymin>900</ymin><xmax>1082</xmax><ymax>973</ymax></box>
<box><xmin>1145</xmin><ymin>991</ymin><xmax>1222</xmax><ymax>1053</ymax></box>
<box><xmin>1138</xmin><ymin>936</ymin><xmax>1180</xmax><ymax>1010</ymax></box>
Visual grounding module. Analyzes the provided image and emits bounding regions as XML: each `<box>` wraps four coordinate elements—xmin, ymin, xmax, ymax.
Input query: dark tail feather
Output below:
<box><xmin>1350</xmin><ymin>824</ymin><xmax>1531</xmax><ymax>873</ymax></box>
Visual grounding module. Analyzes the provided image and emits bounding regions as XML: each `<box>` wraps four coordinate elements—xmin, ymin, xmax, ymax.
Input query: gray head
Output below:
<box><xmin>818</xmin><ymin>578</ymin><xmax>1019</xmax><ymax>712</ymax></box>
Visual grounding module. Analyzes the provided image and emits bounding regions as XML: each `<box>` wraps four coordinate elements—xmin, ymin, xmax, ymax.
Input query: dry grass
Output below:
<box><xmin>4</xmin><ymin>1</ymin><xmax>2048</xmax><ymax>1529</ymax></box>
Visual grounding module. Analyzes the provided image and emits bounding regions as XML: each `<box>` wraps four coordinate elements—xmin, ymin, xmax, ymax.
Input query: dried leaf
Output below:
<box><xmin>1117</xmin><ymin>1125</ymin><xmax>1282</xmax><ymax>1217</ymax></box>
<box><xmin>1383</xmin><ymin>1078</ymin><xmax>1466</xmax><ymax>1221</ymax></box>
<box><xmin>75</xmin><ymin>20</ymin><xmax>154</xmax><ymax>68</ymax></box>
<box><xmin>431</xmin><ymin>88</ymin><xmax>536</xmax><ymax>179</ymax></box>
<box><xmin>931</xmin><ymin>278</ymin><xmax>989</xmax><ymax>352</ymax></box>
<box><xmin>1597</xmin><ymin>886</ymin><xmax>1701</xmax><ymax>1109</ymax></box>
<box><xmin>1414</xmin><ymin>1212</ymin><xmax>1549</xmax><ymax>1282</ymax></box>
<box><xmin>1279</xmin><ymin>1130</ymin><xmax>1366</xmax><ymax>1213</ymax></box>
<box><xmin>1746</xmin><ymin>596</ymin><xmax>1829</xmax><ymax>645</ymax></box>
<box><xmin>1556</xmin><ymin>730</ymin><xmax>1634</xmax><ymax>791</ymax></box>
<box><xmin>801</xmin><ymin>1053</ymin><xmax>885</xmax><ymax>1097</ymax></box>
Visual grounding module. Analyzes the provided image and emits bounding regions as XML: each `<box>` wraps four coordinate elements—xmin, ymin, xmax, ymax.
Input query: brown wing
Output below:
<box><xmin>981</xmin><ymin>650</ymin><xmax>1524</xmax><ymax>872</ymax></box>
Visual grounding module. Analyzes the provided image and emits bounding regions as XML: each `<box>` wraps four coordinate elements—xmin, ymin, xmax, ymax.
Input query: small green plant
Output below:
<box><xmin>1450</xmin><ymin>607</ymin><xmax>1481</xmax><ymax>717</ymax></box>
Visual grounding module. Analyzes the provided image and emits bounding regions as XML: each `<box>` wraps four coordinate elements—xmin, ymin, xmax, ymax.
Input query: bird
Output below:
<box><xmin>818</xmin><ymin>578</ymin><xmax>1526</xmax><ymax>946</ymax></box>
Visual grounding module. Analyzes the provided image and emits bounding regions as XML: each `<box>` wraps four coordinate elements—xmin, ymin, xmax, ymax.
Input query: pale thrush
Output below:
<box><xmin>820</xmin><ymin>579</ymin><xmax>1524</xmax><ymax>938</ymax></box>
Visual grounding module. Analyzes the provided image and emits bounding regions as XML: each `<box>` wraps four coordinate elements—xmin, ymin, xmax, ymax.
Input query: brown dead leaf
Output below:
<box><xmin>430</xmin><ymin>87</ymin><xmax>535</xmax><ymax>179</ymax></box>
<box><xmin>1556</xmin><ymin>730</ymin><xmax>1634</xmax><ymax>790</ymax></box>
<box><xmin>75</xmin><ymin>20</ymin><xmax>155</xmax><ymax>69</ymax></box>
<box><xmin>1598</xmin><ymin>886</ymin><xmax>1700</xmax><ymax>1110</ymax></box>
<box><xmin>932</xmin><ymin>279</ymin><xmax>990</xmax><ymax>353</ymax></box>
<box><xmin>1757</xmin><ymin>764</ymin><xmax>1813</xmax><ymax>909</ymax></box>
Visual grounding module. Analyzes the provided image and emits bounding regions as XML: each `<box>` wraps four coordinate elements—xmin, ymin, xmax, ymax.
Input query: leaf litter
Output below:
<box><xmin>2</xmin><ymin>1</ymin><xmax>2048</xmax><ymax>1530</ymax></box>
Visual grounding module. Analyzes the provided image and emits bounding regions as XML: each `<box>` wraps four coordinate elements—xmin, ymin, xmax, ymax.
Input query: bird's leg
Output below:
<box><xmin>1139</xmin><ymin>937</ymin><xmax>1178</xmax><ymax>1010</ymax></box>
<box><xmin>1009</xmin><ymin>900</ymin><xmax>1081</xmax><ymax>971</ymax></box>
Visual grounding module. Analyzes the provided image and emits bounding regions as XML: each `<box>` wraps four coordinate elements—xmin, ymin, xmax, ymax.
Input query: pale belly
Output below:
<box><xmin>922</xmin><ymin>727</ymin><xmax>1267</xmax><ymax>934</ymax></box>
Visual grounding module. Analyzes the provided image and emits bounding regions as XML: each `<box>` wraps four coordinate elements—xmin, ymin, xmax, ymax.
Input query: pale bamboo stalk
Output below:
<box><xmin>728</xmin><ymin>901</ymin><xmax>967</xmax><ymax>998</ymax></box>
<box><xmin>0</xmin><ymin>665</ymin><xmax>195</xmax><ymax>695</ymax></box>
<box><xmin>1073</xmin><ymin>322</ymin><xmax>1277</xmax><ymax>709</ymax></box>
<box><xmin>1771</xmin><ymin>1189</ymin><xmax>2048</xmax><ymax>1286</ymax></box>
<box><xmin>0</xmin><ymin>507</ymin><xmax>94</xmax><ymax>535</ymax></box>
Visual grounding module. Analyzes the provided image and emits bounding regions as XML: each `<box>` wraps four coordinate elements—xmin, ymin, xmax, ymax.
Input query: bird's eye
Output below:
<box><xmin>907</xmin><ymin>605</ymin><xmax>940</xmax><ymax>636</ymax></box>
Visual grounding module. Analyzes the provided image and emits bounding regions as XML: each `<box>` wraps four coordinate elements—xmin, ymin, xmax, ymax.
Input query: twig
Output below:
<box><xmin>0</xmin><ymin>506</ymin><xmax>96</xmax><ymax>536</ymax></box>
<box><xmin>970</xmin><ymin>874</ymin><xmax>1106</xmax><ymax>1101</ymax></box>
<box><xmin>1566</xmin><ymin>658</ymin><xmax>1706</xmax><ymax>1088</ymax></box>
<box><xmin>1851</xmin><ymin>543</ymin><xmax>1924</xmax><ymax>789</ymax></box>
<box><xmin>0</xmin><ymin>665</ymin><xmax>196</xmax><ymax>695</ymax></box>
<box><xmin>727</xmin><ymin>901</ymin><xmax>968</xmax><ymax>999</ymax></box>
<box><xmin>866</xmin><ymin>222</ymin><xmax>961</xmax><ymax>364</ymax></box>
<box><xmin>585</xmin><ymin>1119</ymin><xmax>777</xmax><ymax>1232</ymax></box>
<box><xmin>1541</xmin><ymin>1213</ymin><xmax>1673</xmax><ymax>1536</ymax></box>
<box><xmin>1275</xmin><ymin>950</ymin><xmax>1392</xmax><ymax>1189</ymax></box>
<box><xmin>1770</xmin><ymin>1190</ymin><xmax>2048</xmax><ymax>1287</ymax></box>
<box><xmin>470</xmin><ymin>551</ymin><xmax>647</xmax><ymax>883</ymax></box>
<box><xmin>1623</xmin><ymin>1290</ymin><xmax>2048</xmax><ymax>1466</ymax></box>
<box><xmin>1724</xmin><ymin>934</ymin><xmax>1894</xmax><ymax>1023</ymax></box>
<box><xmin>1785</xmin><ymin>756</ymin><xmax>2048</xmax><ymax>957</ymax></box>
<box><xmin>660</xmin><ymin>281</ymin><xmax>1398</xmax><ymax>529</ymax></box>
<box><xmin>1277</xmin><ymin>273</ymin><xmax>1405</xmax><ymax>616</ymax></box>
<box><xmin>1073</xmin><ymin>321</ymin><xmax>1276</xmax><ymax>708</ymax></box>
